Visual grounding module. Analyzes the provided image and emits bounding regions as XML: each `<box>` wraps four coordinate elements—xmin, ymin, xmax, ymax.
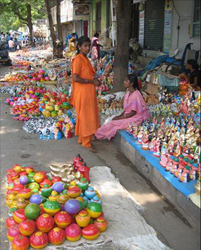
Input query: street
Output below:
<box><xmin>0</xmin><ymin>65</ymin><xmax>200</xmax><ymax>250</ymax></box>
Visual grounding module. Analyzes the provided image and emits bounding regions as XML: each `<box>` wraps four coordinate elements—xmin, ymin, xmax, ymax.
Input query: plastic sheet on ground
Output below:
<box><xmin>9</xmin><ymin>166</ymin><xmax>170</xmax><ymax>250</ymax></box>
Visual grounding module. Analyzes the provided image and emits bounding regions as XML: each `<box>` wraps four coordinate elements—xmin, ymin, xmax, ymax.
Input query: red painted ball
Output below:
<box><xmin>30</xmin><ymin>231</ymin><xmax>48</xmax><ymax>249</ymax></box>
<box><xmin>54</xmin><ymin>211</ymin><xmax>72</xmax><ymax>228</ymax></box>
<box><xmin>48</xmin><ymin>227</ymin><xmax>65</xmax><ymax>245</ymax></box>
<box><xmin>36</xmin><ymin>213</ymin><xmax>54</xmax><ymax>232</ymax></box>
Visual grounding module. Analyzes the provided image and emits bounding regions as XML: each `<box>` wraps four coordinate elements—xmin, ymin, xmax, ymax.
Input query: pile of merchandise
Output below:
<box><xmin>6</xmin><ymin>155</ymin><xmax>108</xmax><ymax>249</ymax></box>
<box><xmin>4</xmin><ymin>69</ymin><xmax>51</xmax><ymax>83</ymax></box>
<box><xmin>96</xmin><ymin>55</ymin><xmax>135</xmax><ymax>95</ymax></box>
<box><xmin>126</xmin><ymin>94</ymin><xmax>201</xmax><ymax>183</ymax></box>
<box><xmin>96</xmin><ymin>56</ymin><xmax>114</xmax><ymax>94</ymax></box>
<box><xmin>6</xmin><ymin>86</ymin><xmax>71</xmax><ymax>121</ymax></box>
<box><xmin>97</xmin><ymin>92</ymin><xmax>125</xmax><ymax>116</ymax></box>
<box><xmin>23</xmin><ymin>112</ymin><xmax>75</xmax><ymax>141</ymax></box>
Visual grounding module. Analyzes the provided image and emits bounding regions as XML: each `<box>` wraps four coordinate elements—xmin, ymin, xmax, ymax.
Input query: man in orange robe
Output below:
<box><xmin>71</xmin><ymin>36</ymin><xmax>100</xmax><ymax>152</ymax></box>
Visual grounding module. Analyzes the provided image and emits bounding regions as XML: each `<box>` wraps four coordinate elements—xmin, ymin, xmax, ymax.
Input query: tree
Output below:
<box><xmin>0</xmin><ymin>12</ymin><xmax>22</xmax><ymax>32</ymax></box>
<box><xmin>44</xmin><ymin>0</ymin><xmax>57</xmax><ymax>56</ymax></box>
<box><xmin>0</xmin><ymin>0</ymin><xmax>46</xmax><ymax>47</ymax></box>
<box><xmin>113</xmin><ymin>0</ymin><xmax>132</xmax><ymax>92</ymax></box>
<box><xmin>56</xmin><ymin>0</ymin><xmax>63</xmax><ymax>58</ymax></box>
<box><xmin>44</xmin><ymin>0</ymin><xmax>63</xmax><ymax>58</ymax></box>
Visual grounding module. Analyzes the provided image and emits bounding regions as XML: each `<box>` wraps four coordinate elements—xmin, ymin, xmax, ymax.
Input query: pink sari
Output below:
<box><xmin>95</xmin><ymin>90</ymin><xmax>150</xmax><ymax>140</ymax></box>
<box><xmin>91</xmin><ymin>37</ymin><xmax>100</xmax><ymax>61</ymax></box>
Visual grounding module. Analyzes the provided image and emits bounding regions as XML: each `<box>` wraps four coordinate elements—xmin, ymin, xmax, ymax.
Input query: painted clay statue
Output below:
<box><xmin>137</xmin><ymin>127</ymin><xmax>143</xmax><ymax>144</ymax></box>
<box><xmin>141</xmin><ymin>130</ymin><xmax>149</xmax><ymax>150</ymax></box>
<box><xmin>153</xmin><ymin>139</ymin><xmax>160</xmax><ymax>158</ymax></box>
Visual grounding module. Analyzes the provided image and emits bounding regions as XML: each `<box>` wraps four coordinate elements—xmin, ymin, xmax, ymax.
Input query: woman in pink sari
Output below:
<box><xmin>95</xmin><ymin>74</ymin><xmax>150</xmax><ymax>140</ymax></box>
<box><xmin>91</xmin><ymin>33</ymin><xmax>102</xmax><ymax>62</ymax></box>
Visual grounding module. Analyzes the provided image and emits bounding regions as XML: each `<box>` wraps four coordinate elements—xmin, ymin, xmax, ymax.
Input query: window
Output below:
<box><xmin>192</xmin><ymin>0</ymin><xmax>201</xmax><ymax>37</ymax></box>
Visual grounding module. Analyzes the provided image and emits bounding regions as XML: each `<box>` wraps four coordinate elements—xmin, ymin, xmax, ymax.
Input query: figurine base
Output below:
<box><xmin>160</xmin><ymin>162</ymin><xmax>166</xmax><ymax>168</ymax></box>
<box><xmin>153</xmin><ymin>153</ymin><xmax>160</xmax><ymax>158</ymax></box>
<box><xmin>142</xmin><ymin>145</ymin><xmax>149</xmax><ymax>150</ymax></box>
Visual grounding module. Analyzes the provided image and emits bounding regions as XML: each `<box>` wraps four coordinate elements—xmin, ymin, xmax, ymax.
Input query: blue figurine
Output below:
<box><xmin>84</xmin><ymin>186</ymin><xmax>96</xmax><ymax>200</ymax></box>
<box><xmin>91</xmin><ymin>195</ymin><xmax>102</xmax><ymax>204</ymax></box>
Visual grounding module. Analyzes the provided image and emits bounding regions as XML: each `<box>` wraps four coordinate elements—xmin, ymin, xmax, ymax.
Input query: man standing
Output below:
<box><xmin>8</xmin><ymin>37</ymin><xmax>15</xmax><ymax>52</ymax></box>
<box><xmin>6</xmin><ymin>33</ymin><xmax>11</xmax><ymax>44</ymax></box>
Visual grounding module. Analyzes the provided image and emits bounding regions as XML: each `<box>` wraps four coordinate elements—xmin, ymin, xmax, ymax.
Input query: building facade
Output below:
<box><xmin>89</xmin><ymin>0</ymin><xmax>114</xmax><ymax>48</ymax></box>
<box><xmin>133</xmin><ymin>0</ymin><xmax>200</xmax><ymax>57</ymax></box>
<box><xmin>51</xmin><ymin>0</ymin><xmax>90</xmax><ymax>43</ymax></box>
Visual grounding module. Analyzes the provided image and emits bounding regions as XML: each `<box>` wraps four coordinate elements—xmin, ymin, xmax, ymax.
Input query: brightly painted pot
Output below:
<box><xmin>86</xmin><ymin>202</ymin><xmax>102</xmax><ymax>218</ymax></box>
<box><xmin>77</xmin><ymin>178</ymin><xmax>88</xmax><ymax>191</ymax></box>
<box><xmin>75</xmin><ymin>209</ymin><xmax>90</xmax><ymax>227</ymax></box>
<box><xmin>84</xmin><ymin>187</ymin><xmax>96</xmax><ymax>200</ymax></box>
<box><xmin>7</xmin><ymin>224</ymin><xmax>21</xmax><ymax>241</ymax></box>
<box><xmin>19</xmin><ymin>219</ymin><xmax>36</xmax><ymax>236</ymax></box>
<box><xmin>94</xmin><ymin>215</ymin><xmax>108</xmax><ymax>232</ymax></box>
<box><xmin>28</xmin><ymin>182</ymin><xmax>40</xmax><ymax>191</ymax></box>
<box><xmin>67</xmin><ymin>186</ymin><xmax>81</xmax><ymax>198</ymax></box>
<box><xmin>41</xmin><ymin>187</ymin><xmax>52</xmax><ymax>198</ymax></box>
<box><xmin>54</xmin><ymin>211</ymin><xmax>72</xmax><ymax>228</ymax></box>
<box><xmin>13</xmin><ymin>209</ymin><xmax>26</xmax><ymax>223</ymax></box>
<box><xmin>30</xmin><ymin>231</ymin><xmax>48</xmax><ymax>249</ymax></box>
<box><xmin>48</xmin><ymin>227</ymin><xmax>65</xmax><ymax>245</ymax></box>
<box><xmin>57</xmin><ymin>193</ymin><xmax>70</xmax><ymax>205</ymax></box>
<box><xmin>52</xmin><ymin>182</ymin><xmax>65</xmax><ymax>193</ymax></box>
<box><xmin>11</xmin><ymin>235</ymin><xmax>29</xmax><ymax>250</ymax></box>
<box><xmin>40</xmin><ymin>178</ymin><xmax>52</xmax><ymax>188</ymax></box>
<box><xmin>82</xmin><ymin>224</ymin><xmax>100</xmax><ymax>240</ymax></box>
<box><xmin>36</xmin><ymin>213</ymin><xmax>54</xmax><ymax>232</ymax></box>
<box><xmin>49</xmin><ymin>191</ymin><xmax>60</xmax><ymax>202</ymax></box>
<box><xmin>15</xmin><ymin>198</ymin><xmax>29</xmax><ymax>209</ymax></box>
<box><xmin>34</xmin><ymin>172</ymin><xmax>45</xmax><ymax>183</ymax></box>
<box><xmin>90</xmin><ymin>195</ymin><xmax>102</xmax><ymax>204</ymax></box>
<box><xmin>24</xmin><ymin>203</ymin><xmax>41</xmax><ymax>220</ymax></box>
<box><xmin>64</xmin><ymin>199</ymin><xmax>80</xmax><ymax>214</ymax></box>
<box><xmin>43</xmin><ymin>200</ymin><xmax>61</xmax><ymax>215</ymax></box>
<box><xmin>65</xmin><ymin>223</ymin><xmax>81</xmax><ymax>242</ymax></box>
<box><xmin>6</xmin><ymin>216</ymin><xmax>17</xmax><ymax>228</ymax></box>
<box><xmin>18</xmin><ymin>189</ymin><xmax>32</xmax><ymax>199</ymax></box>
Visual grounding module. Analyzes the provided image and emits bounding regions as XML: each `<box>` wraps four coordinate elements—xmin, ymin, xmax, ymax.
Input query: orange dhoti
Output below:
<box><xmin>71</xmin><ymin>54</ymin><xmax>99</xmax><ymax>148</ymax></box>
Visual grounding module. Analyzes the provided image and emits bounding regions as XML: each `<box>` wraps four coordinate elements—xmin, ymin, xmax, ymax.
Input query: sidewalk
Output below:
<box><xmin>0</xmin><ymin>65</ymin><xmax>200</xmax><ymax>250</ymax></box>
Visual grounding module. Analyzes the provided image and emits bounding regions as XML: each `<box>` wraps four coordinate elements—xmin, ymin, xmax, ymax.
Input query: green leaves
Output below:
<box><xmin>0</xmin><ymin>0</ymin><xmax>46</xmax><ymax>31</ymax></box>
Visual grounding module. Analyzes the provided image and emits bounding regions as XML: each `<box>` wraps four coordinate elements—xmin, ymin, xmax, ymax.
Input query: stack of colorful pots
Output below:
<box><xmin>6</xmin><ymin>155</ymin><xmax>108</xmax><ymax>249</ymax></box>
<box><xmin>6</xmin><ymin>87</ymin><xmax>72</xmax><ymax>121</ymax></box>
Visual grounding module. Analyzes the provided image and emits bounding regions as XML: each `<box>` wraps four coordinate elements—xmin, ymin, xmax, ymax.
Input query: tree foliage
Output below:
<box><xmin>0</xmin><ymin>12</ymin><xmax>22</xmax><ymax>32</ymax></box>
<box><xmin>0</xmin><ymin>0</ymin><xmax>46</xmax><ymax>32</ymax></box>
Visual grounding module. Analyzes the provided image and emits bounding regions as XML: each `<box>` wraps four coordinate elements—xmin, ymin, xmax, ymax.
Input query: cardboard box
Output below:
<box><xmin>144</xmin><ymin>82</ymin><xmax>159</xmax><ymax>95</ymax></box>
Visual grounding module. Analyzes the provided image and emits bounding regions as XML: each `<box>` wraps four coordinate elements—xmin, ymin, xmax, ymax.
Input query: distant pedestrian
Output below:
<box><xmin>66</xmin><ymin>32</ymin><xmax>78</xmax><ymax>46</ymax></box>
<box><xmin>8</xmin><ymin>37</ymin><xmax>15</xmax><ymax>52</ymax></box>
<box><xmin>1</xmin><ymin>34</ymin><xmax>6</xmax><ymax>43</ymax></box>
<box><xmin>91</xmin><ymin>32</ymin><xmax>102</xmax><ymax>63</ymax></box>
<box><xmin>14</xmin><ymin>38</ymin><xmax>20</xmax><ymax>50</ymax></box>
<box><xmin>6</xmin><ymin>33</ymin><xmax>11</xmax><ymax>44</ymax></box>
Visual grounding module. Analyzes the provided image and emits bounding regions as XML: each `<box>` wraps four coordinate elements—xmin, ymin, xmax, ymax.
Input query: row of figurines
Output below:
<box><xmin>159</xmin><ymin>154</ymin><xmax>200</xmax><ymax>183</ymax></box>
<box><xmin>98</xmin><ymin>100</ymin><xmax>124</xmax><ymax>114</ymax></box>
<box><xmin>38</xmin><ymin>121</ymin><xmax>73</xmax><ymax>140</ymax></box>
<box><xmin>126</xmin><ymin>120</ymin><xmax>200</xmax><ymax>162</ymax></box>
<box><xmin>148</xmin><ymin>95</ymin><xmax>200</xmax><ymax>119</ymax></box>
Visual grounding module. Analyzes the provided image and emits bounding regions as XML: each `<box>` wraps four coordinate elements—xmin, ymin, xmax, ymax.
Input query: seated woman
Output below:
<box><xmin>95</xmin><ymin>74</ymin><xmax>150</xmax><ymax>140</ymax></box>
<box><xmin>180</xmin><ymin>59</ymin><xmax>200</xmax><ymax>90</ymax></box>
